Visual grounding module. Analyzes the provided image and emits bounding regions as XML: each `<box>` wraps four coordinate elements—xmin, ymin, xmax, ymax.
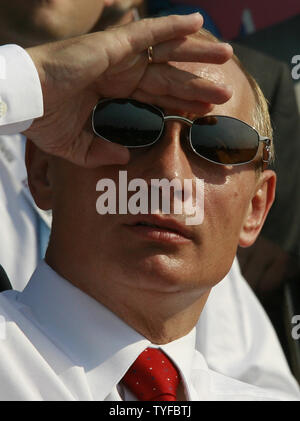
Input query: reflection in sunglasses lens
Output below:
<box><xmin>94</xmin><ymin>99</ymin><xmax>163</xmax><ymax>147</ymax></box>
<box><xmin>191</xmin><ymin>116</ymin><xmax>259</xmax><ymax>164</ymax></box>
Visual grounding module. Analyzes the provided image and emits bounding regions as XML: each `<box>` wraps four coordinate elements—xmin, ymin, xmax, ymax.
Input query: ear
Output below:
<box><xmin>239</xmin><ymin>169</ymin><xmax>276</xmax><ymax>248</ymax></box>
<box><xmin>25</xmin><ymin>139</ymin><xmax>53</xmax><ymax>211</ymax></box>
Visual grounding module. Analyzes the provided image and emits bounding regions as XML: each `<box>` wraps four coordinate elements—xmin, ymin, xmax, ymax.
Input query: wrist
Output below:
<box><xmin>26</xmin><ymin>45</ymin><xmax>47</xmax><ymax>107</ymax></box>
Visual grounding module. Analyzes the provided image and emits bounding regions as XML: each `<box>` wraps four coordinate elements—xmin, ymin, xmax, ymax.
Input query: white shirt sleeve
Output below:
<box><xmin>196</xmin><ymin>257</ymin><xmax>300</xmax><ymax>398</ymax></box>
<box><xmin>0</xmin><ymin>44</ymin><xmax>43</xmax><ymax>134</ymax></box>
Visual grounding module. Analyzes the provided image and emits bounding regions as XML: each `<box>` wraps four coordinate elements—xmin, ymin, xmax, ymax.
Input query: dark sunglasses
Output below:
<box><xmin>92</xmin><ymin>98</ymin><xmax>271</xmax><ymax>167</ymax></box>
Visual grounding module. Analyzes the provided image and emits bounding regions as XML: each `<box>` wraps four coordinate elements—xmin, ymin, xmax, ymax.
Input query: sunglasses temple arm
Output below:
<box><xmin>260</xmin><ymin>136</ymin><xmax>272</xmax><ymax>169</ymax></box>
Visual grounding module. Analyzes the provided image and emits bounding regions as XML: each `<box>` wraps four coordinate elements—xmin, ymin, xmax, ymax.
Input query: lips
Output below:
<box><xmin>125</xmin><ymin>215</ymin><xmax>194</xmax><ymax>240</ymax></box>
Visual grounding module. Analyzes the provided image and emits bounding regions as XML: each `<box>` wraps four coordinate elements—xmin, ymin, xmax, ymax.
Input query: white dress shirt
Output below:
<box><xmin>0</xmin><ymin>261</ymin><xmax>298</xmax><ymax>401</ymax></box>
<box><xmin>0</xmin><ymin>133</ymin><xmax>39</xmax><ymax>289</ymax></box>
<box><xmin>197</xmin><ymin>258</ymin><xmax>300</xmax><ymax>396</ymax></box>
<box><xmin>0</xmin><ymin>44</ymin><xmax>43</xmax><ymax>133</ymax></box>
<box><xmin>0</xmin><ymin>45</ymin><xmax>43</xmax><ymax>288</ymax></box>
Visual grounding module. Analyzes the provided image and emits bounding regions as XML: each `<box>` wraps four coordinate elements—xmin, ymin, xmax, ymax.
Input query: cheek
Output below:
<box><xmin>50</xmin><ymin>163</ymin><xmax>97</xmax><ymax>217</ymax></box>
<box><xmin>191</xmin><ymin>175</ymin><xmax>254</xmax><ymax>284</ymax></box>
<box><xmin>50</xmin><ymin>164</ymin><xmax>124</xmax><ymax>234</ymax></box>
<box><xmin>203</xmin><ymin>174</ymin><xmax>254</xmax><ymax>246</ymax></box>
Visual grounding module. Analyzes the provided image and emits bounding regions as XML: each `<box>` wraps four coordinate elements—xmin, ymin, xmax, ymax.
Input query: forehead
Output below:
<box><xmin>172</xmin><ymin>58</ymin><xmax>256</xmax><ymax>125</ymax></box>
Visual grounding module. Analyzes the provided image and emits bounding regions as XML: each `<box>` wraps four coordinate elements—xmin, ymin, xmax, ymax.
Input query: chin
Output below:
<box><xmin>125</xmin><ymin>253</ymin><xmax>206</xmax><ymax>293</ymax></box>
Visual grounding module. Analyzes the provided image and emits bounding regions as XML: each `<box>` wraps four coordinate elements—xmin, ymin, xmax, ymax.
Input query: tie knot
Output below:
<box><xmin>123</xmin><ymin>347</ymin><xmax>180</xmax><ymax>401</ymax></box>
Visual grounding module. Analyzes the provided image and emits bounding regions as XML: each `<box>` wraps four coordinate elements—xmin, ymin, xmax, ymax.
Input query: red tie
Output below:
<box><xmin>122</xmin><ymin>348</ymin><xmax>180</xmax><ymax>401</ymax></box>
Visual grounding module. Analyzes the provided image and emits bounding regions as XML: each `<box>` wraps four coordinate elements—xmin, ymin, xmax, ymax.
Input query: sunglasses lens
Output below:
<box><xmin>191</xmin><ymin>116</ymin><xmax>259</xmax><ymax>165</ymax></box>
<box><xmin>93</xmin><ymin>99</ymin><xmax>163</xmax><ymax>147</ymax></box>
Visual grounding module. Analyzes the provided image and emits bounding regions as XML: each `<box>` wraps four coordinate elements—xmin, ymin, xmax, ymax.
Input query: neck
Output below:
<box><xmin>90</xmin><ymin>287</ymin><xmax>210</xmax><ymax>344</ymax></box>
<box><xmin>45</xmin><ymin>250</ymin><xmax>210</xmax><ymax>345</ymax></box>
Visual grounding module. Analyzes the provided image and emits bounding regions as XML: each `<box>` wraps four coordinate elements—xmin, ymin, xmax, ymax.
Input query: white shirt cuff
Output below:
<box><xmin>0</xmin><ymin>44</ymin><xmax>43</xmax><ymax>134</ymax></box>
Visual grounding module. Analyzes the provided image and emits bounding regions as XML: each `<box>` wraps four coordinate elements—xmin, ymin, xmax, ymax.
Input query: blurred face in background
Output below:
<box><xmin>0</xmin><ymin>0</ymin><xmax>144</xmax><ymax>46</ymax></box>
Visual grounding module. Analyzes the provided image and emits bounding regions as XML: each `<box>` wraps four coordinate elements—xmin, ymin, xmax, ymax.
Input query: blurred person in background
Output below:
<box><xmin>0</xmin><ymin>0</ymin><xmax>145</xmax><ymax>46</ymax></box>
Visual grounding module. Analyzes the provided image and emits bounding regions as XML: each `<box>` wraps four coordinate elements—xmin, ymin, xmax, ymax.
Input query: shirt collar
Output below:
<box><xmin>159</xmin><ymin>330</ymin><xmax>196</xmax><ymax>400</ymax></box>
<box><xmin>18</xmin><ymin>261</ymin><xmax>198</xmax><ymax>400</ymax></box>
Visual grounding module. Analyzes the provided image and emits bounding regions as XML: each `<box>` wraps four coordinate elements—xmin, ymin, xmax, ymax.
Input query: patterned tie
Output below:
<box><xmin>122</xmin><ymin>348</ymin><xmax>180</xmax><ymax>401</ymax></box>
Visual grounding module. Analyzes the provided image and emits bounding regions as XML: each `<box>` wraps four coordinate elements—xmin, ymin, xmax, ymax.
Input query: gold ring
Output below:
<box><xmin>147</xmin><ymin>46</ymin><xmax>153</xmax><ymax>64</ymax></box>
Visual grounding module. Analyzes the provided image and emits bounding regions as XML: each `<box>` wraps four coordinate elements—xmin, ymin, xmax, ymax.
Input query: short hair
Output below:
<box><xmin>196</xmin><ymin>28</ymin><xmax>274</xmax><ymax>163</ymax></box>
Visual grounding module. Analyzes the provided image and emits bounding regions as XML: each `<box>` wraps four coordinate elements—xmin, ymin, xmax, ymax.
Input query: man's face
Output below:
<box><xmin>0</xmin><ymin>0</ymin><xmax>142</xmax><ymax>46</ymax></box>
<box><xmin>27</xmin><ymin>58</ymin><xmax>275</xmax><ymax>298</ymax></box>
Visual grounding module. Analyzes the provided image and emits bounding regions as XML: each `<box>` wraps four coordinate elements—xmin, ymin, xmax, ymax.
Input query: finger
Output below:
<box><xmin>119</xmin><ymin>13</ymin><xmax>204</xmax><ymax>54</ymax></box>
<box><xmin>132</xmin><ymin>89</ymin><xmax>214</xmax><ymax>115</ymax></box>
<box><xmin>85</xmin><ymin>136</ymin><xmax>130</xmax><ymax>168</ymax></box>
<box><xmin>140</xmin><ymin>63</ymin><xmax>233</xmax><ymax>105</ymax></box>
<box><xmin>152</xmin><ymin>38</ymin><xmax>233</xmax><ymax>65</ymax></box>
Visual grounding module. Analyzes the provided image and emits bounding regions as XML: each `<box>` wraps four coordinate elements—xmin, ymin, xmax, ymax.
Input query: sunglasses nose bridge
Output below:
<box><xmin>162</xmin><ymin>115</ymin><xmax>194</xmax><ymax>155</ymax></box>
<box><xmin>163</xmin><ymin>115</ymin><xmax>193</xmax><ymax>127</ymax></box>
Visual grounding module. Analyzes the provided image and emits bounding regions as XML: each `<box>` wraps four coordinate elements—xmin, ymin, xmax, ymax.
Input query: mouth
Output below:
<box><xmin>124</xmin><ymin>215</ymin><xmax>194</xmax><ymax>243</ymax></box>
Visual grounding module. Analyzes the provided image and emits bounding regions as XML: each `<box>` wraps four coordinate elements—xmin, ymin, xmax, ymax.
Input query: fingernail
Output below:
<box><xmin>223</xmin><ymin>43</ymin><xmax>233</xmax><ymax>52</ymax></box>
<box><xmin>187</xmin><ymin>12</ymin><xmax>203</xmax><ymax>20</ymax></box>
<box><xmin>193</xmin><ymin>12</ymin><xmax>202</xmax><ymax>17</ymax></box>
<box><xmin>217</xmin><ymin>42</ymin><xmax>232</xmax><ymax>51</ymax></box>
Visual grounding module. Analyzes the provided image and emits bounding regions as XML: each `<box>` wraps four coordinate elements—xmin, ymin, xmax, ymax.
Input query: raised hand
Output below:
<box><xmin>25</xmin><ymin>13</ymin><xmax>233</xmax><ymax>168</ymax></box>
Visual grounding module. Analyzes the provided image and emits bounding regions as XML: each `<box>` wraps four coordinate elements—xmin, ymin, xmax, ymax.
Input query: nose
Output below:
<box><xmin>127</xmin><ymin>119</ymin><xmax>197</xmax><ymax>214</ymax></box>
<box><xmin>137</xmin><ymin>119</ymin><xmax>194</xmax><ymax>182</ymax></box>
